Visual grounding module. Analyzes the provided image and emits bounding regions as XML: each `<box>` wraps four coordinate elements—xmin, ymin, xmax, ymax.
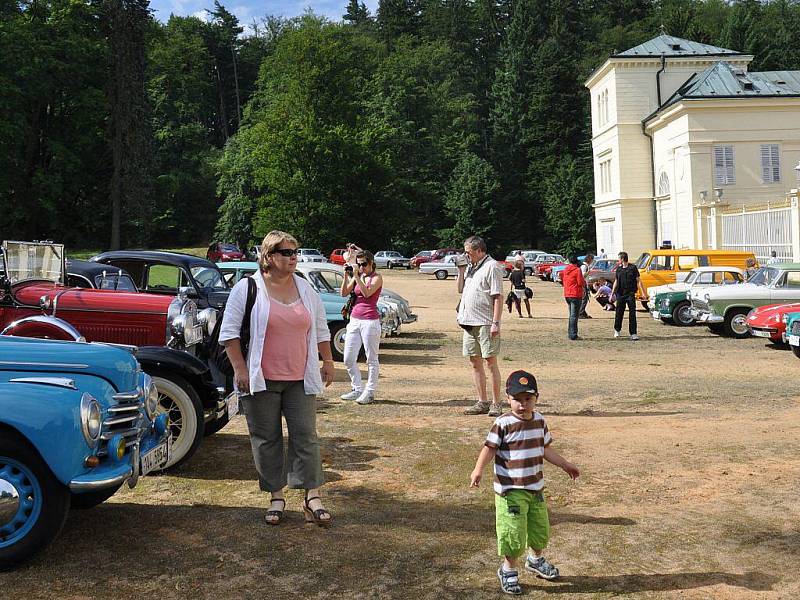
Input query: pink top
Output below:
<box><xmin>261</xmin><ymin>298</ymin><xmax>312</xmax><ymax>381</ymax></box>
<box><xmin>350</xmin><ymin>275</ymin><xmax>381</xmax><ymax>320</ymax></box>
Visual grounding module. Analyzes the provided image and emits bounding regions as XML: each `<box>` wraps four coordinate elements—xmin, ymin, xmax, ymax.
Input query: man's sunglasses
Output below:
<box><xmin>270</xmin><ymin>248</ymin><xmax>298</xmax><ymax>257</ymax></box>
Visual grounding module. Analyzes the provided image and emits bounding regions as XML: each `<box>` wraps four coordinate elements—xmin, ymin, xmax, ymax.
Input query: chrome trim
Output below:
<box><xmin>112</xmin><ymin>390</ymin><xmax>141</xmax><ymax>402</ymax></box>
<box><xmin>108</xmin><ymin>404</ymin><xmax>140</xmax><ymax>414</ymax></box>
<box><xmin>69</xmin><ymin>468</ymin><xmax>133</xmax><ymax>491</ymax></box>
<box><xmin>80</xmin><ymin>393</ymin><xmax>102</xmax><ymax>447</ymax></box>
<box><xmin>9</xmin><ymin>376</ymin><xmax>77</xmax><ymax>390</ymax></box>
<box><xmin>0</xmin><ymin>360</ymin><xmax>89</xmax><ymax>369</ymax></box>
<box><xmin>100</xmin><ymin>427</ymin><xmax>139</xmax><ymax>441</ymax></box>
<box><xmin>103</xmin><ymin>414</ymin><xmax>141</xmax><ymax>427</ymax></box>
<box><xmin>1</xmin><ymin>315</ymin><xmax>85</xmax><ymax>341</ymax></box>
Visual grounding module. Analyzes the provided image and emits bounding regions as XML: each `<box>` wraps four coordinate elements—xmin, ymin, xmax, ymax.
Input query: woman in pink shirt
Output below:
<box><xmin>220</xmin><ymin>231</ymin><xmax>335</xmax><ymax>528</ymax></box>
<box><xmin>340</xmin><ymin>250</ymin><xmax>383</xmax><ymax>405</ymax></box>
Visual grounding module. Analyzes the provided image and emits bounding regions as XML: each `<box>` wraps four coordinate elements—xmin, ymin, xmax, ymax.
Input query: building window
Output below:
<box><xmin>597</xmin><ymin>89</ymin><xmax>609</xmax><ymax>127</ymax></box>
<box><xmin>760</xmin><ymin>144</ymin><xmax>780</xmax><ymax>183</ymax></box>
<box><xmin>599</xmin><ymin>158</ymin><xmax>612</xmax><ymax>193</ymax></box>
<box><xmin>714</xmin><ymin>145</ymin><xmax>735</xmax><ymax>185</ymax></box>
<box><xmin>657</xmin><ymin>172</ymin><xmax>670</xmax><ymax>197</ymax></box>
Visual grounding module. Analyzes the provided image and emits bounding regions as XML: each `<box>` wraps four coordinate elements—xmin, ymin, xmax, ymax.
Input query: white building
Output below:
<box><xmin>586</xmin><ymin>34</ymin><xmax>800</xmax><ymax>262</ymax></box>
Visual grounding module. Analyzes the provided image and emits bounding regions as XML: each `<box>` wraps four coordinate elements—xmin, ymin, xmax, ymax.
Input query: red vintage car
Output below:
<box><xmin>206</xmin><ymin>242</ymin><xmax>245</xmax><ymax>262</ymax></box>
<box><xmin>0</xmin><ymin>241</ymin><xmax>231</xmax><ymax>470</ymax></box>
<box><xmin>746</xmin><ymin>302</ymin><xmax>800</xmax><ymax>343</ymax></box>
<box><xmin>410</xmin><ymin>250</ymin><xmax>435</xmax><ymax>268</ymax></box>
<box><xmin>329</xmin><ymin>248</ymin><xmax>347</xmax><ymax>265</ymax></box>
<box><xmin>535</xmin><ymin>255</ymin><xmax>566</xmax><ymax>281</ymax></box>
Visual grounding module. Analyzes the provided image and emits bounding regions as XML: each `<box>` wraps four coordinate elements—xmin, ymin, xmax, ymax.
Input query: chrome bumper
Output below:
<box><xmin>69</xmin><ymin>464</ymin><xmax>133</xmax><ymax>491</ymax></box>
<box><xmin>689</xmin><ymin>308</ymin><xmax>723</xmax><ymax>323</ymax></box>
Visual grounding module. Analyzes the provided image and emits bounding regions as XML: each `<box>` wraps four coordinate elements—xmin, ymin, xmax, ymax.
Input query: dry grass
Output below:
<box><xmin>4</xmin><ymin>269</ymin><xmax>800</xmax><ymax>599</ymax></box>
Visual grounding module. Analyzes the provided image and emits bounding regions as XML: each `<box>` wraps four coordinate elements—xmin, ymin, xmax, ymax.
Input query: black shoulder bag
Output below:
<box><xmin>209</xmin><ymin>276</ymin><xmax>257</xmax><ymax>377</ymax></box>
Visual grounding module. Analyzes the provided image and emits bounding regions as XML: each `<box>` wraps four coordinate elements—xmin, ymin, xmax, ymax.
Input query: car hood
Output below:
<box><xmin>650</xmin><ymin>282</ymin><xmax>689</xmax><ymax>297</ymax></box>
<box><xmin>0</xmin><ymin>336</ymin><xmax>140</xmax><ymax>391</ymax></box>
<box><xmin>13</xmin><ymin>281</ymin><xmax>172</xmax><ymax>313</ymax></box>
<box><xmin>704</xmin><ymin>283</ymin><xmax>767</xmax><ymax>300</ymax></box>
<box><xmin>748</xmin><ymin>302</ymin><xmax>800</xmax><ymax>323</ymax></box>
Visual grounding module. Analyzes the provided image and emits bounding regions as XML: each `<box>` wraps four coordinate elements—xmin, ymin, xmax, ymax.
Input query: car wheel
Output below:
<box><xmin>387</xmin><ymin>261</ymin><xmax>393</xmax><ymax>269</ymax></box>
<box><xmin>406</xmin><ymin>264</ymin><xmax>411</xmax><ymax>270</ymax></box>
<box><xmin>69</xmin><ymin>486</ymin><xmax>122</xmax><ymax>510</ymax></box>
<box><xmin>792</xmin><ymin>345</ymin><xmax>800</xmax><ymax>359</ymax></box>
<box><xmin>0</xmin><ymin>432</ymin><xmax>70</xmax><ymax>569</ymax></box>
<box><xmin>723</xmin><ymin>308</ymin><xmax>751</xmax><ymax>339</ymax></box>
<box><xmin>329</xmin><ymin>321</ymin><xmax>347</xmax><ymax>362</ymax></box>
<box><xmin>435</xmin><ymin>270</ymin><xmax>448</xmax><ymax>280</ymax></box>
<box><xmin>671</xmin><ymin>301</ymin><xmax>694</xmax><ymax>326</ymax></box>
<box><xmin>524</xmin><ymin>267</ymin><xmax>533</xmax><ymax>276</ymax></box>
<box><xmin>149</xmin><ymin>373</ymin><xmax>204</xmax><ymax>471</ymax></box>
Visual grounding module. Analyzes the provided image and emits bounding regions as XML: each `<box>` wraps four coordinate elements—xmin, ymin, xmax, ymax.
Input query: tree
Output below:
<box><xmin>344</xmin><ymin>0</ymin><xmax>371</xmax><ymax>26</ymax></box>
<box><xmin>440</xmin><ymin>152</ymin><xmax>500</xmax><ymax>247</ymax></box>
<box><xmin>542</xmin><ymin>155</ymin><xmax>595</xmax><ymax>256</ymax></box>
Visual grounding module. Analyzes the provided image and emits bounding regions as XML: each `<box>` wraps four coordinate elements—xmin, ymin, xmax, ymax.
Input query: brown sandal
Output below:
<box><xmin>265</xmin><ymin>498</ymin><xmax>285</xmax><ymax>525</ymax></box>
<box><xmin>303</xmin><ymin>492</ymin><xmax>332</xmax><ymax>528</ymax></box>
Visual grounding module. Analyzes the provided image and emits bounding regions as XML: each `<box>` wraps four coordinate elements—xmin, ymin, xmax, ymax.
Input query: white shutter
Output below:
<box><xmin>771</xmin><ymin>144</ymin><xmax>780</xmax><ymax>182</ymax></box>
<box><xmin>725</xmin><ymin>146</ymin><xmax>735</xmax><ymax>185</ymax></box>
<box><xmin>760</xmin><ymin>144</ymin><xmax>781</xmax><ymax>183</ymax></box>
<box><xmin>714</xmin><ymin>146</ymin><xmax>725</xmax><ymax>185</ymax></box>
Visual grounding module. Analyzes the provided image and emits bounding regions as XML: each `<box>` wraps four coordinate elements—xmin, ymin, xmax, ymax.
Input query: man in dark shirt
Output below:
<box><xmin>610</xmin><ymin>251</ymin><xmax>645</xmax><ymax>340</ymax></box>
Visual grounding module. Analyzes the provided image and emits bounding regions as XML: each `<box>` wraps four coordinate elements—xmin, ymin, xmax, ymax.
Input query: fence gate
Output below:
<box><xmin>721</xmin><ymin>201</ymin><xmax>792</xmax><ymax>263</ymax></box>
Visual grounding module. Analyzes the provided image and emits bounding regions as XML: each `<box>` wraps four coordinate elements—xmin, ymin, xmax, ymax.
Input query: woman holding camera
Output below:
<box><xmin>220</xmin><ymin>230</ymin><xmax>335</xmax><ymax>527</ymax></box>
<box><xmin>340</xmin><ymin>250</ymin><xmax>383</xmax><ymax>405</ymax></box>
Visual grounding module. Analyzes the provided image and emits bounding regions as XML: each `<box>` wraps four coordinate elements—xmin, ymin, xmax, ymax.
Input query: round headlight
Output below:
<box><xmin>198</xmin><ymin>307</ymin><xmax>218</xmax><ymax>334</ymax></box>
<box><xmin>171</xmin><ymin>314</ymin><xmax>187</xmax><ymax>337</ymax></box>
<box><xmin>379</xmin><ymin>305</ymin><xmax>388</xmax><ymax>317</ymax></box>
<box><xmin>143</xmin><ymin>374</ymin><xmax>159</xmax><ymax>419</ymax></box>
<box><xmin>704</xmin><ymin>293</ymin><xmax>710</xmax><ymax>302</ymax></box>
<box><xmin>664</xmin><ymin>298</ymin><xmax>670</xmax><ymax>307</ymax></box>
<box><xmin>80</xmin><ymin>393</ymin><xmax>102</xmax><ymax>447</ymax></box>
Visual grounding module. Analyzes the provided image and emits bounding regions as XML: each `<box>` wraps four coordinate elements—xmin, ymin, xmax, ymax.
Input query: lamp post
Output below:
<box><xmin>713</xmin><ymin>188</ymin><xmax>723</xmax><ymax>202</ymax></box>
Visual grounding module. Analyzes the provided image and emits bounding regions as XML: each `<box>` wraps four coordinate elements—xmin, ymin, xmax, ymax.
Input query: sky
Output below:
<box><xmin>148</xmin><ymin>0</ymin><xmax>379</xmax><ymax>27</ymax></box>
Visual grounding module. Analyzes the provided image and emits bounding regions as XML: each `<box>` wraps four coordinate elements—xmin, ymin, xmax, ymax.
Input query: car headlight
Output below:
<box><xmin>197</xmin><ymin>307</ymin><xmax>218</xmax><ymax>335</ymax></box>
<box><xmin>664</xmin><ymin>299</ymin><xmax>670</xmax><ymax>307</ymax></box>
<box><xmin>704</xmin><ymin>293</ymin><xmax>710</xmax><ymax>302</ymax></box>
<box><xmin>379</xmin><ymin>305</ymin><xmax>388</xmax><ymax>317</ymax></box>
<box><xmin>171</xmin><ymin>313</ymin><xmax>187</xmax><ymax>339</ymax></box>
<box><xmin>80</xmin><ymin>393</ymin><xmax>102</xmax><ymax>447</ymax></box>
<box><xmin>143</xmin><ymin>374</ymin><xmax>159</xmax><ymax>419</ymax></box>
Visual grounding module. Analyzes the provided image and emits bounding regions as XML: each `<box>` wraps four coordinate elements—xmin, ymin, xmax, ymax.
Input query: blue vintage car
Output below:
<box><xmin>0</xmin><ymin>333</ymin><xmax>170</xmax><ymax>568</ymax></box>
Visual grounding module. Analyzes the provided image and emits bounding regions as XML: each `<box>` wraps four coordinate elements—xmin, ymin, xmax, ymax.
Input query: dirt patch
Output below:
<box><xmin>4</xmin><ymin>269</ymin><xmax>799</xmax><ymax>599</ymax></box>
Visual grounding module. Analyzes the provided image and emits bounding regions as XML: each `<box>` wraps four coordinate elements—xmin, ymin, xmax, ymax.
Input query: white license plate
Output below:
<box><xmin>652</xmin><ymin>311</ymin><xmax>661</xmax><ymax>320</ymax></box>
<box><xmin>789</xmin><ymin>335</ymin><xmax>800</xmax><ymax>347</ymax></box>
<box><xmin>227</xmin><ymin>393</ymin><xmax>240</xmax><ymax>418</ymax></box>
<box><xmin>184</xmin><ymin>325</ymin><xmax>203</xmax><ymax>347</ymax></box>
<box><xmin>140</xmin><ymin>437</ymin><xmax>170</xmax><ymax>476</ymax></box>
<box><xmin>752</xmin><ymin>330</ymin><xmax>772</xmax><ymax>338</ymax></box>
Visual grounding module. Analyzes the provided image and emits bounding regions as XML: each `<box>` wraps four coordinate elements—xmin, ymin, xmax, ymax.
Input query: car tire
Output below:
<box><xmin>524</xmin><ymin>267</ymin><xmax>533</xmax><ymax>276</ymax></box>
<box><xmin>723</xmin><ymin>308</ymin><xmax>751</xmax><ymax>339</ymax></box>
<box><xmin>406</xmin><ymin>264</ymin><xmax>411</xmax><ymax>270</ymax></box>
<box><xmin>387</xmin><ymin>262</ymin><xmax>393</xmax><ymax>269</ymax></box>
<box><xmin>148</xmin><ymin>372</ymin><xmax>204</xmax><ymax>471</ymax></box>
<box><xmin>69</xmin><ymin>486</ymin><xmax>122</xmax><ymax>510</ymax></box>
<box><xmin>329</xmin><ymin>321</ymin><xmax>348</xmax><ymax>362</ymax></box>
<box><xmin>792</xmin><ymin>345</ymin><xmax>800</xmax><ymax>359</ymax></box>
<box><xmin>0</xmin><ymin>431</ymin><xmax>70</xmax><ymax>569</ymax></box>
<box><xmin>671</xmin><ymin>301</ymin><xmax>694</xmax><ymax>326</ymax></box>
<box><xmin>434</xmin><ymin>270</ymin><xmax>448</xmax><ymax>280</ymax></box>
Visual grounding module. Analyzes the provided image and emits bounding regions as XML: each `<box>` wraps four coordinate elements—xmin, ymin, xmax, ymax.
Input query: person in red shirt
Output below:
<box><xmin>561</xmin><ymin>256</ymin><xmax>586</xmax><ymax>341</ymax></box>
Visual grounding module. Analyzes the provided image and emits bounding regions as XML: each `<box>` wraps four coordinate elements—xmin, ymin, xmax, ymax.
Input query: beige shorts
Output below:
<box><xmin>462</xmin><ymin>324</ymin><xmax>500</xmax><ymax>358</ymax></box>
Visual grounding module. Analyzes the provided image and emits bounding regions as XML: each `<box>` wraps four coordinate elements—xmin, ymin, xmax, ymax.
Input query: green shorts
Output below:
<box><xmin>495</xmin><ymin>489</ymin><xmax>550</xmax><ymax>557</ymax></box>
<box><xmin>462</xmin><ymin>325</ymin><xmax>500</xmax><ymax>358</ymax></box>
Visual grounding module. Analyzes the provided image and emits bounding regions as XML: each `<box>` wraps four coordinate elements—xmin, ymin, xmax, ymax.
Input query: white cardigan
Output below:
<box><xmin>219</xmin><ymin>273</ymin><xmax>331</xmax><ymax>395</ymax></box>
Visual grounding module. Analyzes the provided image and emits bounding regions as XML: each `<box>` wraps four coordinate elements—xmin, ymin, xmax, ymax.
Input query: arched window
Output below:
<box><xmin>657</xmin><ymin>171</ymin><xmax>670</xmax><ymax>197</ymax></box>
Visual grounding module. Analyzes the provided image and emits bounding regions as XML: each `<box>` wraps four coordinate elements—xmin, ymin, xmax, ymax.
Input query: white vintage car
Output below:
<box><xmin>648</xmin><ymin>266</ymin><xmax>745</xmax><ymax>304</ymax></box>
<box><xmin>419</xmin><ymin>255</ymin><xmax>461</xmax><ymax>280</ymax></box>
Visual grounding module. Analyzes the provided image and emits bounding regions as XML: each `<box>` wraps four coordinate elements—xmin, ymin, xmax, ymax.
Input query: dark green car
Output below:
<box><xmin>650</xmin><ymin>267</ymin><xmax>745</xmax><ymax>326</ymax></box>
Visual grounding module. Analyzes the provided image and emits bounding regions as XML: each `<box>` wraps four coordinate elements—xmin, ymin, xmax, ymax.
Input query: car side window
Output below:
<box><xmin>146</xmin><ymin>264</ymin><xmax>183</xmax><ymax>292</ymax></box>
<box><xmin>697</xmin><ymin>272</ymin><xmax>714</xmax><ymax>284</ymax></box>
<box><xmin>677</xmin><ymin>256</ymin><xmax>698</xmax><ymax>270</ymax></box>
<box><xmin>67</xmin><ymin>274</ymin><xmax>93</xmax><ymax>288</ymax></box>
<box><xmin>649</xmin><ymin>256</ymin><xmax>672</xmax><ymax>271</ymax></box>
<box><xmin>697</xmin><ymin>256</ymin><xmax>710</xmax><ymax>267</ymax></box>
<box><xmin>784</xmin><ymin>272</ymin><xmax>800</xmax><ymax>289</ymax></box>
<box><xmin>724</xmin><ymin>272</ymin><xmax>743</xmax><ymax>284</ymax></box>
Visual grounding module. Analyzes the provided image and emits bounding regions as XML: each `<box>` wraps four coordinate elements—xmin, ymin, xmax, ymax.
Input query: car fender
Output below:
<box><xmin>722</xmin><ymin>303</ymin><xmax>755</xmax><ymax>317</ymax></box>
<box><xmin>0</xmin><ymin>382</ymin><xmax>91</xmax><ymax>486</ymax></box>
<box><xmin>135</xmin><ymin>346</ymin><xmax>220</xmax><ymax>410</ymax></box>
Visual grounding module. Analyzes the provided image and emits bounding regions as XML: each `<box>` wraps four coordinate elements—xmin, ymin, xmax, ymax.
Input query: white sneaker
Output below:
<box><xmin>355</xmin><ymin>391</ymin><xmax>375</xmax><ymax>405</ymax></box>
<box><xmin>613</xmin><ymin>330</ymin><xmax>620</xmax><ymax>338</ymax></box>
<box><xmin>630</xmin><ymin>334</ymin><xmax>639</xmax><ymax>341</ymax></box>
<box><xmin>340</xmin><ymin>390</ymin><xmax>362</xmax><ymax>401</ymax></box>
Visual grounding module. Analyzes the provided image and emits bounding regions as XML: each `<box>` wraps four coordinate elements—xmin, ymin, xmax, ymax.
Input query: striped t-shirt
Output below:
<box><xmin>485</xmin><ymin>411</ymin><xmax>552</xmax><ymax>495</ymax></box>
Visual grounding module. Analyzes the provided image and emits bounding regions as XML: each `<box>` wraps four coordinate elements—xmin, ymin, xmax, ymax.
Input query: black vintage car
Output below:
<box><xmin>66</xmin><ymin>258</ymin><xmax>139</xmax><ymax>291</ymax></box>
<box><xmin>90</xmin><ymin>250</ymin><xmax>231</xmax><ymax>310</ymax></box>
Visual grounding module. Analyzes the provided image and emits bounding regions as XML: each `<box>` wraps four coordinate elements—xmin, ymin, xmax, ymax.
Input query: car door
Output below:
<box><xmin>770</xmin><ymin>270</ymin><xmax>800</xmax><ymax>302</ymax></box>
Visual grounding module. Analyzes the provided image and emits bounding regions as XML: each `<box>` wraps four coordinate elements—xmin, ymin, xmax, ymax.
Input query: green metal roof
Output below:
<box><xmin>613</xmin><ymin>35</ymin><xmax>741</xmax><ymax>58</ymax></box>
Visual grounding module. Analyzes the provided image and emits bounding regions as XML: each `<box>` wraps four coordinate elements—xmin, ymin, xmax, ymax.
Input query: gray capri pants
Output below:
<box><xmin>240</xmin><ymin>380</ymin><xmax>324</xmax><ymax>492</ymax></box>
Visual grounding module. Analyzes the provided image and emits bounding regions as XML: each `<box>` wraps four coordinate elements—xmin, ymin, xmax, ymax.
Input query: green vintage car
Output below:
<box><xmin>784</xmin><ymin>311</ymin><xmax>800</xmax><ymax>358</ymax></box>
<box><xmin>689</xmin><ymin>264</ymin><xmax>800</xmax><ymax>338</ymax></box>
<box><xmin>650</xmin><ymin>266</ymin><xmax>745</xmax><ymax>326</ymax></box>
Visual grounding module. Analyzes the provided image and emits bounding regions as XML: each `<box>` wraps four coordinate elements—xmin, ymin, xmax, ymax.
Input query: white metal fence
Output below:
<box><xmin>721</xmin><ymin>202</ymin><xmax>792</xmax><ymax>263</ymax></box>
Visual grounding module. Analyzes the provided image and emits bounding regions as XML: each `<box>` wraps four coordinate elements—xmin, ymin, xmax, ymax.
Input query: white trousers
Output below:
<box><xmin>343</xmin><ymin>318</ymin><xmax>381</xmax><ymax>394</ymax></box>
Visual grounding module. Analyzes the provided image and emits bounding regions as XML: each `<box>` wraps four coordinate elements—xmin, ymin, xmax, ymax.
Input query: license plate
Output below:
<box><xmin>699</xmin><ymin>313</ymin><xmax>710</xmax><ymax>322</ymax></box>
<box><xmin>227</xmin><ymin>393</ymin><xmax>240</xmax><ymax>419</ymax></box>
<box><xmin>184</xmin><ymin>324</ymin><xmax>203</xmax><ymax>347</ymax></box>
<box><xmin>789</xmin><ymin>335</ymin><xmax>800</xmax><ymax>347</ymax></box>
<box><xmin>752</xmin><ymin>330</ymin><xmax>772</xmax><ymax>338</ymax></box>
<box><xmin>140</xmin><ymin>437</ymin><xmax>170</xmax><ymax>476</ymax></box>
<box><xmin>652</xmin><ymin>311</ymin><xmax>661</xmax><ymax>320</ymax></box>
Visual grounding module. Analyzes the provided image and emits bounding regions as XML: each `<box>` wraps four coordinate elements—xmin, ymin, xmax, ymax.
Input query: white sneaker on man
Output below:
<box><xmin>630</xmin><ymin>334</ymin><xmax>639</xmax><ymax>341</ymax></box>
<box><xmin>355</xmin><ymin>391</ymin><xmax>375</xmax><ymax>405</ymax></box>
<box><xmin>613</xmin><ymin>330</ymin><xmax>620</xmax><ymax>338</ymax></box>
<box><xmin>340</xmin><ymin>390</ymin><xmax>362</xmax><ymax>401</ymax></box>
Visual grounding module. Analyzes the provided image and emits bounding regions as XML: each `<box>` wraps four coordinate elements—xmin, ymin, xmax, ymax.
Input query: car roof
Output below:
<box><xmin>768</xmin><ymin>262</ymin><xmax>800</xmax><ymax>270</ymax></box>
<box><xmin>66</xmin><ymin>258</ymin><xmax>132</xmax><ymax>278</ymax></box>
<box><xmin>643</xmin><ymin>249</ymin><xmax>755</xmax><ymax>256</ymax></box>
<box><xmin>92</xmin><ymin>250</ymin><xmax>215</xmax><ymax>267</ymax></box>
<box><xmin>691</xmin><ymin>266</ymin><xmax>744</xmax><ymax>273</ymax></box>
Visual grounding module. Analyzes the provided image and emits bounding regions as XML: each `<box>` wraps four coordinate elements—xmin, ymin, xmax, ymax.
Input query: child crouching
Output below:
<box><xmin>470</xmin><ymin>370</ymin><xmax>580</xmax><ymax>595</ymax></box>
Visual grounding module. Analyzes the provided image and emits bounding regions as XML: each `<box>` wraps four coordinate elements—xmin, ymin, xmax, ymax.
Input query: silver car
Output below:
<box><xmin>374</xmin><ymin>250</ymin><xmax>411</xmax><ymax>269</ymax></box>
<box><xmin>419</xmin><ymin>255</ymin><xmax>461</xmax><ymax>280</ymax></box>
<box><xmin>297</xmin><ymin>248</ymin><xmax>326</xmax><ymax>263</ymax></box>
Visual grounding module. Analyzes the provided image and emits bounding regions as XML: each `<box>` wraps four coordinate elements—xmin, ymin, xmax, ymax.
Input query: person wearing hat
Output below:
<box><xmin>470</xmin><ymin>370</ymin><xmax>580</xmax><ymax>595</ymax></box>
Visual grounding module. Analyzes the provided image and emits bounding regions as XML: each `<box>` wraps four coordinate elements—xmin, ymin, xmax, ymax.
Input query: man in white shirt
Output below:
<box><xmin>767</xmin><ymin>250</ymin><xmax>780</xmax><ymax>265</ymax></box>
<box><xmin>457</xmin><ymin>236</ymin><xmax>504</xmax><ymax>416</ymax></box>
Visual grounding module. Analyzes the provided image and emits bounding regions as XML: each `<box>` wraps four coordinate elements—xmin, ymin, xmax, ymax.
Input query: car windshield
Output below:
<box><xmin>307</xmin><ymin>271</ymin><xmax>336</xmax><ymax>293</ymax></box>
<box><xmin>95</xmin><ymin>273</ymin><xmax>137</xmax><ymax>292</ymax></box>
<box><xmin>2</xmin><ymin>241</ymin><xmax>63</xmax><ymax>284</ymax></box>
<box><xmin>593</xmin><ymin>260</ymin><xmax>614</xmax><ymax>270</ymax></box>
<box><xmin>635</xmin><ymin>253</ymin><xmax>650</xmax><ymax>269</ymax></box>
<box><xmin>191</xmin><ymin>265</ymin><xmax>228</xmax><ymax>290</ymax></box>
<box><xmin>302</xmin><ymin>249</ymin><xmax>323</xmax><ymax>256</ymax></box>
<box><xmin>684</xmin><ymin>271</ymin><xmax>698</xmax><ymax>285</ymax></box>
<box><xmin>417</xmin><ymin>251</ymin><xmax>432</xmax><ymax>257</ymax></box>
<box><xmin>220</xmin><ymin>244</ymin><xmax>240</xmax><ymax>252</ymax></box>
<box><xmin>747</xmin><ymin>266</ymin><xmax>780</xmax><ymax>287</ymax></box>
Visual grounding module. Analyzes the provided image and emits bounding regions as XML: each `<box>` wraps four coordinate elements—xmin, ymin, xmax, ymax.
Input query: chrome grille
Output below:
<box><xmin>791</xmin><ymin>321</ymin><xmax>800</xmax><ymax>336</ymax></box>
<box><xmin>98</xmin><ymin>388</ymin><xmax>145</xmax><ymax>455</ymax></box>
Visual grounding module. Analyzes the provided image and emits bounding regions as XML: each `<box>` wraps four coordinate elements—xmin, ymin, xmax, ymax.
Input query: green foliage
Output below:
<box><xmin>542</xmin><ymin>155</ymin><xmax>594</xmax><ymax>256</ymax></box>
<box><xmin>440</xmin><ymin>152</ymin><xmax>500</xmax><ymax>247</ymax></box>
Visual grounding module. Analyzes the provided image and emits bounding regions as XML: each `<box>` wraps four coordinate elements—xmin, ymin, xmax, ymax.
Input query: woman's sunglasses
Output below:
<box><xmin>357</xmin><ymin>262</ymin><xmax>369</xmax><ymax>267</ymax></box>
<box><xmin>270</xmin><ymin>248</ymin><xmax>298</xmax><ymax>257</ymax></box>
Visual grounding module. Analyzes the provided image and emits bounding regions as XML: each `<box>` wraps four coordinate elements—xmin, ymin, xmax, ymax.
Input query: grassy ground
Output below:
<box><xmin>3</xmin><ymin>269</ymin><xmax>799</xmax><ymax>599</ymax></box>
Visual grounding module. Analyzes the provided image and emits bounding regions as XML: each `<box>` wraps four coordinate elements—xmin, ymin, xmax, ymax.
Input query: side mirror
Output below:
<box><xmin>39</xmin><ymin>295</ymin><xmax>53</xmax><ymax>312</ymax></box>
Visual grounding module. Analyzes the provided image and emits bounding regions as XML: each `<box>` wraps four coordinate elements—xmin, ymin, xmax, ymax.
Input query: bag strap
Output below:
<box><xmin>240</xmin><ymin>276</ymin><xmax>257</xmax><ymax>342</ymax></box>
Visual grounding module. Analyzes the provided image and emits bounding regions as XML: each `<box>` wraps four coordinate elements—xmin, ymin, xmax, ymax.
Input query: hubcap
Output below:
<box><xmin>732</xmin><ymin>314</ymin><xmax>748</xmax><ymax>335</ymax></box>
<box><xmin>677</xmin><ymin>305</ymin><xmax>692</xmax><ymax>324</ymax></box>
<box><xmin>0</xmin><ymin>458</ymin><xmax>42</xmax><ymax>548</ymax></box>
<box><xmin>157</xmin><ymin>392</ymin><xmax>184</xmax><ymax>444</ymax></box>
<box><xmin>334</xmin><ymin>327</ymin><xmax>347</xmax><ymax>355</ymax></box>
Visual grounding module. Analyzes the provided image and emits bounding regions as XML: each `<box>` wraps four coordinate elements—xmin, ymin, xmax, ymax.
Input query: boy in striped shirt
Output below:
<box><xmin>470</xmin><ymin>370</ymin><xmax>580</xmax><ymax>595</ymax></box>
